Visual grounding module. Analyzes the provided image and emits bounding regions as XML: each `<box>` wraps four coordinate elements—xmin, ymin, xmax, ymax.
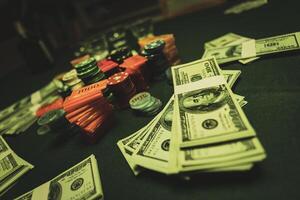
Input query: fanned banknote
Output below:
<box><xmin>0</xmin><ymin>136</ymin><xmax>33</xmax><ymax>196</ymax></box>
<box><xmin>14</xmin><ymin>154</ymin><xmax>103</xmax><ymax>200</ymax></box>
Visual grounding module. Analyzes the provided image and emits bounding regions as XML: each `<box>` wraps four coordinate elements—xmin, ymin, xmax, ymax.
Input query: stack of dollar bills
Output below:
<box><xmin>14</xmin><ymin>154</ymin><xmax>103</xmax><ymax>200</ymax></box>
<box><xmin>117</xmin><ymin>57</ymin><xmax>266</xmax><ymax>176</ymax></box>
<box><xmin>202</xmin><ymin>32</ymin><xmax>300</xmax><ymax>65</ymax></box>
<box><xmin>0</xmin><ymin>136</ymin><xmax>33</xmax><ymax>196</ymax></box>
<box><xmin>224</xmin><ymin>0</ymin><xmax>268</xmax><ymax>15</ymax></box>
<box><xmin>0</xmin><ymin>80</ymin><xmax>62</xmax><ymax>135</ymax></box>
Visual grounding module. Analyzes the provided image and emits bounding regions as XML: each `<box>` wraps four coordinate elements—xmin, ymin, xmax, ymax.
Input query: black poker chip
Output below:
<box><xmin>144</xmin><ymin>40</ymin><xmax>165</xmax><ymax>54</ymax></box>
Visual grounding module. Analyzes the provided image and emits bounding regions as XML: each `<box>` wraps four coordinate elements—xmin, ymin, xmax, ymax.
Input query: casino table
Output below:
<box><xmin>2</xmin><ymin>0</ymin><xmax>300</xmax><ymax>199</ymax></box>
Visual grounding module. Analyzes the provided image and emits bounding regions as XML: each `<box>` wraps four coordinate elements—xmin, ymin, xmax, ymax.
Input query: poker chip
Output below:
<box><xmin>107</xmin><ymin>72</ymin><xmax>137</xmax><ymax>108</ymax></box>
<box><xmin>37</xmin><ymin>125</ymin><xmax>51</xmax><ymax>135</ymax></box>
<box><xmin>109</xmin><ymin>46</ymin><xmax>132</xmax><ymax>64</ymax></box>
<box><xmin>97</xmin><ymin>59</ymin><xmax>121</xmax><ymax>77</ymax></box>
<box><xmin>129</xmin><ymin>92</ymin><xmax>151</xmax><ymax>109</ymax></box>
<box><xmin>62</xmin><ymin>69</ymin><xmax>78</xmax><ymax>82</ymax></box>
<box><xmin>144</xmin><ymin>40</ymin><xmax>165</xmax><ymax>54</ymax></box>
<box><xmin>129</xmin><ymin>92</ymin><xmax>162</xmax><ymax>116</ymax></box>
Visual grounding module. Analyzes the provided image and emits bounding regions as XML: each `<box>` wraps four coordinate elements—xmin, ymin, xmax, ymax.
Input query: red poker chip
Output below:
<box><xmin>107</xmin><ymin>72</ymin><xmax>129</xmax><ymax>86</ymax></box>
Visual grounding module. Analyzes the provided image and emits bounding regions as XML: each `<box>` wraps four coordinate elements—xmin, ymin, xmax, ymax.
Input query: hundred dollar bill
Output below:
<box><xmin>204</xmin><ymin>33</ymin><xmax>259</xmax><ymax>64</ymax></box>
<box><xmin>171</xmin><ymin>57</ymin><xmax>256</xmax><ymax>148</ymax></box>
<box><xmin>0</xmin><ymin>153</ymin><xmax>33</xmax><ymax>195</ymax></box>
<box><xmin>223</xmin><ymin>70</ymin><xmax>241</xmax><ymax>88</ymax></box>
<box><xmin>132</xmin><ymin>97</ymin><xmax>174</xmax><ymax>174</ymax></box>
<box><xmin>132</xmin><ymin>97</ymin><xmax>252</xmax><ymax>174</ymax></box>
<box><xmin>179</xmin><ymin>138</ymin><xmax>265</xmax><ymax>167</ymax></box>
<box><xmin>224</xmin><ymin>0</ymin><xmax>268</xmax><ymax>15</ymax></box>
<box><xmin>15</xmin><ymin>154</ymin><xmax>103</xmax><ymax>200</ymax></box>
<box><xmin>203</xmin><ymin>32</ymin><xmax>300</xmax><ymax>64</ymax></box>
<box><xmin>0</xmin><ymin>137</ymin><xmax>33</xmax><ymax>196</ymax></box>
<box><xmin>117</xmin><ymin>130</ymin><xmax>145</xmax><ymax>175</ymax></box>
<box><xmin>204</xmin><ymin>33</ymin><xmax>245</xmax><ymax>49</ymax></box>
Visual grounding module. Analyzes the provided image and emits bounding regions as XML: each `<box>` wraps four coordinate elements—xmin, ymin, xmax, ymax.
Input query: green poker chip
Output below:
<box><xmin>129</xmin><ymin>92</ymin><xmax>151</xmax><ymax>110</ymax></box>
<box><xmin>37</xmin><ymin>125</ymin><xmax>51</xmax><ymax>135</ymax></box>
<box><xmin>74</xmin><ymin>57</ymin><xmax>96</xmax><ymax>69</ymax></box>
<box><xmin>77</xmin><ymin>66</ymin><xmax>100</xmax><ymax>79</ymax></box>
<box><xmin>129</xmin><ymin>91</ymin><xmax>162</xmax><ymax>116</ymax></box>
<box><xmin>38</xmin><ymin>109</ymin><xmax>66</xmax><ymax>126</ymax></box>
<box><xmin>84</xmin><ymin>72</ymin><xmax>106</xmax><ymax>84</ymax></box>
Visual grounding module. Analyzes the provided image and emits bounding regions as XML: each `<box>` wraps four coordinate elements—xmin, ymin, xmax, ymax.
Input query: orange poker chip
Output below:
<box><xmin>120</xmin><ymin>55</ymin><xmax>147</xmax><ymax>71</ymax></box>
<box><xmin>36</xmin><ymin>98</ymin><xmax>64</xmax><ymax>117</ymax></box>
<box><xmin>83</xmin><ymin>114</ymin><xmax>108</xmax><ymax>134</ymax></box>
<box><xmin>70</xmin><ymin>79</ymin><xmax>108</xmax><ymax>99</ymax></box>
<box><xmin>67</xmin><ymin>106</ymin><xmax>95</xmax><ymax>123</ymax></box>
<box><xmin>65</xmin><ymin>99</ymin><xmax>106</xmax><ymax>120</ymax></box>
<box><xmin>63</xmin><ymin>92</ymin><xmax>104</xmax><ymax>113</ymax></box>
<box><xmin>97</xmin><ymin>59</ymin><xmax>119</xmax><ymax>73</ymax></box>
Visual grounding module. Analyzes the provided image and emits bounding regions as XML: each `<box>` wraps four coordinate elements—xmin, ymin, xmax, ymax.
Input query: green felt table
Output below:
<box><xmin>1</xmin><ymin>0</ymin><xmax>300</xmax><ymax>199</ymax></box>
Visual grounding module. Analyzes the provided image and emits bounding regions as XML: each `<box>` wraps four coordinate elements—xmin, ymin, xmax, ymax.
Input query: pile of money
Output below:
<box><xmin>202</xmin><ymin>32</ymin><xmax>300</xmax><ymax>64</ymax></box>
<box><xmin>0</xmin><ymin>80</ymin><xmax>62</xmax><ymax>135</ymax></box>
<box><xmin>224</xmin><ymin>0</ymin><xmax>268</xmax><ymax>15</ymax></box>
<box><xmin>0</xmin><ymin>136</ymin><xmax>33</xmax><ymax>196</ymax></box>
<box><xmin>117</xmin><ymin>57</ymin><xmax>266</xmax><ymax>176</ymax></box>
<box><xmin>15</xmin><ymin>154</ymin><xmax>103</xmax><ymax>200</ymax></box>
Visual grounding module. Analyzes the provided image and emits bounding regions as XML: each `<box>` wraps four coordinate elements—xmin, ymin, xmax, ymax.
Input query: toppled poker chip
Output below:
<box><xmin>38</xmin><ymin>109</ymin><xmax>66</xmax><ymax>126</ymax></box>
<box><xmin>62</xmin><ymin>69</ymin><xmax>78</xmax><ymax>82</ymax></box>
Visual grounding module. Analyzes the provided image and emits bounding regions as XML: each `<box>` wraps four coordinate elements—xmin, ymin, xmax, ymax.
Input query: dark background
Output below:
<box><xmin>2</xmin><ymin>0</ymin><xmax>300</xmax><ymax>199</ymax></box>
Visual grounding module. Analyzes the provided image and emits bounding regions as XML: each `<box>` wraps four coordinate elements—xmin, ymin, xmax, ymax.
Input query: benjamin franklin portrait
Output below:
<box><xmin>179</xmin><ymin>87</ymin><xmax>227</xmax><ymax>113</ymax></box>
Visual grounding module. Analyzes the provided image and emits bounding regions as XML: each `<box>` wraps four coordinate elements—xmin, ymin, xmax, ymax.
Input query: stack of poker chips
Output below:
<box><xmin>107</xmin><ymin>72</ymin><xmax>137</xmax><ymax>108</ymax></box>
<box><xmin>138</xmin><ymin>34</ymin><xmax>181</xmax><ymax>66</ymax></box>
<box><xmin>75</xmin><ymin>57</ymin><xmax>106</xmax><ymax>85</ymax></box>
<box><xmin>97</xmin><ymin>59</ymin><xmax>121</xmax><ymax>77</ymax></box>
<box><xmin>63</xmin><ymin>80</ymin><xmax>113</xmax><ymax>141</ymax></box>
<box><xmin>120</xmin><ymin>55</ymin><xmax>149</xmax><ymax>92</ymax></box>
<box><xmin>129</xmin><ymin>92</ymin><xmax>162</xmax><ymax>116</ymax></box>
<box><xmin>62</xmin><ymin>69</ymin><xmax>84</xmax><ymax>91</ymax></box>
<box><xmin>141</xmin><ymin>40</ymin><xmax>169</xmax><ymax>77</ymax></box>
